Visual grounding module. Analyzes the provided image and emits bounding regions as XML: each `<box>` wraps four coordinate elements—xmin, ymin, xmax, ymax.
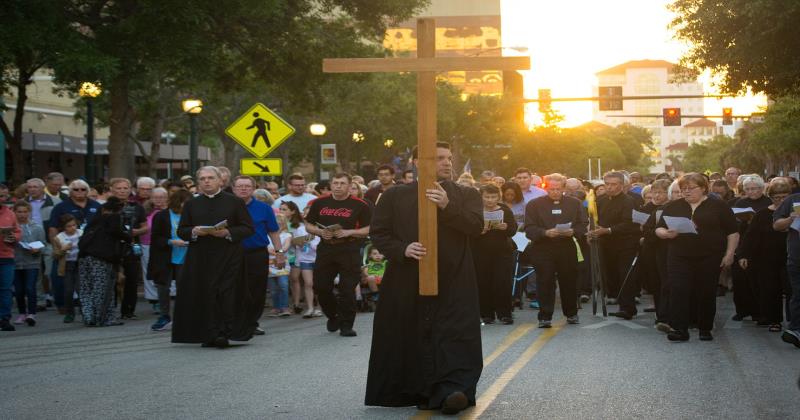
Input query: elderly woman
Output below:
<box><xmin>730</xmin><ymin>175</ymin><xmax>772</xmax><ymax>322</ymax></box>
<box><xmin>656</xmin><ymin>173</ymin><xmax>739</xmax><ymax>341</ymax></box>
<box><xmin>142</xmin><ymin>187</ymin><xmax>168</xmax><ymax>312</ymax></box>
<box><xmin>739</xmin><ymin>179</ymin><xmax>793</xmax><ymax>331</ymax></box>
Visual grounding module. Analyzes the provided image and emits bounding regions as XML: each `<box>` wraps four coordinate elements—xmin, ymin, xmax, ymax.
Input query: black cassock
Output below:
<box><xmin>365</xmin><ymin>180</ymin><xmax>484</xmax><ymax>408</ymax></box>
<box><xmin>171</xmin><ymin>192</ymin><xmax>253</xmax><ymax>344</ymax></box>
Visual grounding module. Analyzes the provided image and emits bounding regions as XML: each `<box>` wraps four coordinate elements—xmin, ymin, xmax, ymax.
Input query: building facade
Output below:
<box><xmin>592</xmin><ymin>60</ymin><xmax>705</xmax><ymax>173</ymax></box>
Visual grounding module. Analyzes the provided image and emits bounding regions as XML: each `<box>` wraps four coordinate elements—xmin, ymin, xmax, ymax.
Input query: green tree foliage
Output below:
<box><xmin>51</xmin><ymin>0</ymin><xmax>427</xmax><ymax>179</ymax></box>
<box><xmin>682</xmin><ymin>135</ymin><xmax>734</xmax><ymax>173</ymax></box>
<box><xmin>669</xmin><ymin>0</ymin><xmax>800</xmax><ymax>96</ymax></box>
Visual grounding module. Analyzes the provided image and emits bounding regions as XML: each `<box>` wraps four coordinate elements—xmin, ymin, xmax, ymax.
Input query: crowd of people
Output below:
<box><xmin>0</xmin><ymin>162</ymin><xmax>799</xmax><ymax>352</ymax></box>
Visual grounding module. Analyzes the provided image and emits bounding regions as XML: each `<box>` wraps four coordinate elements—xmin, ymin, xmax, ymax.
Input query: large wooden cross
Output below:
<box><xmin>324</xmin><ymin>18</ymin><xmax>530</xmax><ymax>296</ymax></box>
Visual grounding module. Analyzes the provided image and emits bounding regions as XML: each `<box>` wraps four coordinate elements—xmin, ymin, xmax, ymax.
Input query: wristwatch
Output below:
<box><xmin>275</xmin><ymin>249</ymin><xmax>286</xmax><ymax>254</ymax></box>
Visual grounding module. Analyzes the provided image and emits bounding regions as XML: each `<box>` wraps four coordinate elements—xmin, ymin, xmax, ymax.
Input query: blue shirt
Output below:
<box><xmin>522</xmin><ymin>186</ymin><xmax>547</xmax><ymax>205</ymax></box>
<box><xmin>242</xmin><ymin>199</ymin><xmax>279</xmax><ymax>250</ymax></box>
<box><xmin>169</xmin><ymin>210</ymin><xmax>188</xmax><ymax>265</ymax></box>
<box><xmin>48</xmin><ymin>198</ymin><xmax>102</xmax><ymax>231</ymax></box>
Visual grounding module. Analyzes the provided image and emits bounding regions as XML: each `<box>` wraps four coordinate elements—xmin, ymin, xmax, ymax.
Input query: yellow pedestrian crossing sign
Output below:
<box><xmin>240</xmin><ymin>158</ymin><xmax>283</xmax><ymax>176</ymax></box>
<box><xmin>226</xmin><ymin>103</ymin><xmax>295</xmax><ymax>158</ymax></box>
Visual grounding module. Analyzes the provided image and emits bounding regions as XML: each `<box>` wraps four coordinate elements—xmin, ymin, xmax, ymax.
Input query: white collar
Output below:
<box><xmin>203</xmin><ymin>189</ymin><xmax>222</xmax><ymax>198</ymax></box>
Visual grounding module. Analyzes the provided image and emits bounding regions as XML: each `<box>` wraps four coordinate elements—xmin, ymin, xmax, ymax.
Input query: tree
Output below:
<box><xmin>55</xmin><ymin>0</ymin><xmax>427</xmax><ymax>179</ymax></box>
<box><xmin>669</xmin><ymin>0</ymin><xmax>800</xmax><ymax>96</ymax></box>
<box><xmin>0</xmin><ymin>1</ymin><xmax>95</xmax><ymax>183</ymax></box>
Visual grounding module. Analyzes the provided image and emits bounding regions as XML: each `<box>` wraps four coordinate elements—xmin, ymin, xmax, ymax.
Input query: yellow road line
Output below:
<box><xmin>410</xmin><ymin>323</ymin><xmax>536</xmax><ymax>419</ymax></box>
<box><xmin>482</xmin><ymin>323</ymin><xmax>536</xmax><ymax>368</ymax></box>
<box><xmin>461</xmin><ymin>322</ymin><xmax>564</xmax><ymax>419</ymax></box>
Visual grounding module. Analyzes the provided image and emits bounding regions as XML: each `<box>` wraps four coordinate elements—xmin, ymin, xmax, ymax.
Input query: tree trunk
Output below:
<box><xmin>10</xmin><ymin>71</ymin><xmax>32</xmax><ymax>184</ymax></box>
<box><xmin>108</xmin><ymin>75</ymin><xmax>136</xmax><ymax>179</ymax></box>
<box><xmin>146</xmin><ymin>92</ymin><xmax>168</xmax><ymax>178</ymax></box>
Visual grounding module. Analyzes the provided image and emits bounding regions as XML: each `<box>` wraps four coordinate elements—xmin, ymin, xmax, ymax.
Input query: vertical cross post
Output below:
<box><xmin>416</xmin><ymin>18</ymin><xmax>438</xmax><ymax>296</ymax></box>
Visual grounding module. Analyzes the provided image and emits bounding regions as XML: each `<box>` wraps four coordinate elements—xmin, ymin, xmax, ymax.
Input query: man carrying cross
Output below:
<box><xmin>365</xmin><ymin>142</ymin><xmax>483</xmax><ymax>413</ymax></box>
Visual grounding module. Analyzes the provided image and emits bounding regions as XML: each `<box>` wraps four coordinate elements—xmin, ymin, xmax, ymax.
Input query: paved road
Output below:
<box><xmin>1</xmin><ymin>295</ymin><xmax>798</xmax><ymax>419</ymax></box>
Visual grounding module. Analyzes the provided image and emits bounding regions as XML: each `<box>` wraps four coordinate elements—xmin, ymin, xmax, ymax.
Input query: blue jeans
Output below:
<box><xmin>269</xmin><ymin>275</ymin><xmax>289</xmax><ymax>310</ymax></box>
<box><xmin>787</xmin><ymin>259</ymin><xmax>800</xmax><ymax>331</ymax></box>
<box><xmin>14</xmin><ymin>269</ymin><xmax>38</xmax><ymax>315</ymax></box>
<box><xmin>0</xmin><ymin>258</ymin><xmax>16</xmax><ymax>320</ymax></box>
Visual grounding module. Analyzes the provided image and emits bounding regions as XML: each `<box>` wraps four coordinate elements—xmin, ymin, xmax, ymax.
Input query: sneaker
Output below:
<box><xmin>253</xmin><ymin>327</ymin><xmax>266</xmax><ymax>335</ymax></box>
<box><xmin>655</xmin><ymin>322</ymin><xmax>671</xmax><ymax>333</ymax></box>
<box><xmin>25</xmin><ymin>315</ymin><xmax>36</xmax><ymax>327</ymax></box>
<box><xmin>279</xmin><ymin>310</ymin><xmax>292</xmax><ymax>317</ymax></box>
<box><xmin>567</xmin><ymin>315</ymin><xmax>580</xmax><ymax>325</ymax></box>
<box><xmin>579</xmin><ymin>294</ymin><xmax>590</xmax><ymax>303</ymax></box>
<box><xmin>634</xmin><ymin>297</ymin><xmax>641</xmax><ymax>304</ymax></box>
<box><xmin>312</xmin><ymin>309</ymin><xmax>324</xmax><ymax>317</ymax></box>
<box><xmin>1</xmin><ymin>318</ymin><xmax>15</xmax><ymax>331</ymax></box>
<box><xmin>538</xmin><ymin>320</ymin><xmax>552</xmax><ymax>328</ymax></box>
<box><xmin>781</xmin><ymin>330</ymin><xmax>800</xmax><ymax>348</ymax></box>
<box><xmin>302</xmin><ymin>308</ymin><xmax>314</xmax><ymax>319</ymax></box>
<box><xmin>63</xmin><ymin>314</ymin><xmax>75</xmax><ymax>324</ymax></box>
<box><xmin>528</xmin><ymin>300</ymin><xmax>540</xmax><ymax>310</ymax></box>
<box><xmin>13</xmin><ymin>314</ymin><xmax>26</xmax><ymax>325</ymax></box>
<box><xmin>45</xmin><ymin>295</ymin><xmax>54</xmax><ymax>307</ymax></box>
<box><xmin>151</xmin><ymin>315</ymin><xmax>172</xmax><ymax>331</ymax></box>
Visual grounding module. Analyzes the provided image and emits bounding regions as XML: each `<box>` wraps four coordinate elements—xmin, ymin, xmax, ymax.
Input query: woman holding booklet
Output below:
<box><xmin>656</xmin><ymin>173</ymin><xmax>739</xmax><ymax>342</ymax></box>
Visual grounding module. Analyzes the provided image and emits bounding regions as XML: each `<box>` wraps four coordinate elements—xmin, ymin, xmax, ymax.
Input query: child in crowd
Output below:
<box><xmin>362</xmin><ymin>247</ymin><xmax>386</xmax><ymax>297</ymax></box>
<box><xmin>293</xmin><ymin>222</ymin><xmax>321</xmax><ymax>318</ymax></box>
<box><xmin>52</xmin><ymin>214</ymin><xmax>83</xmax><ymax>323</ymax></box>
<box><xmin>267</xmin><ymin>215</ymin><xmax>293</xmax><ymax>317</ymax></box>
<box><xmin>12</xmin><ymin>201</ymin><xmax>45</xmax><ymax>326</ymax></box>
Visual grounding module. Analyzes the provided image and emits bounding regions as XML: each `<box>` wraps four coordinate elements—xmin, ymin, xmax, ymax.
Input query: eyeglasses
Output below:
<box><xmin>71</xmin><ymin>188</ymin><xmax>88</xmax><ymax>192</ymax></box>
<box><xmin>681</xmin><ymin>185</ymin><xmax>702</xmax><ymax>193</ymax></box>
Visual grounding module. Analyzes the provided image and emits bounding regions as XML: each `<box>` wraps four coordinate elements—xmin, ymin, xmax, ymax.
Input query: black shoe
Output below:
<box><xmin>731</xmin><ymin>313</ymin><xmax>747</xmax><ymax>321</ymax></box>
<box><xmin>0</xmin><ymin>319</ymin><xmax>15</xmax><ymax>331</ymax></box>
<box><xmin>416</xmin><ymin>403</ymin><xmax>440</xmax><ymax>411</ymax></box>
<box><xmin>339</xmin><ymin>328</ymin><xmax>357</xmax><ymax>337</ymax></box>
<box><xmin>610</xmin><ymin>311</ymin><xmax>633</xmax><ymax>320</ymax></box>
<box><xmin>699</xmin><ymin>330</ymin><xmax>713</xmax><ymax>341</ymax></box>
<box><xmin>293</xmin><ymin>305</ymin><xmax>303</xmax><ymax>315</ymax></box>
<box><xmin>781</xmin><ymin>330</ymin><xmax>800</xmax><ymax>348</ymax></box>
<box><xmin>643</xmin><ymin>307</ymin><xmax>656</xmax><ymax>313</ymax></box>
<box><xmin>253</xmin><ymin>327</ymin><xmax>265</xmax><ymax>335</ymax></box>
<box><xmin>667</xmin><ymin>329</ymin><xmax>690</xmax><ymax>342</ymax></box>
<box><xmin>500</xmin><ymin>317</ymin><xmax>514</xmax><ymax>325</ymax></box>
<box><xmin>326</xmin><ymin>319</ymin><xmax>339</xmax><ymax>332</ymax></box>
<box><xmin>441</xmin><ymin>391</ymin><xmax>468</xmax><ymax>415</ymax></box>
<box><xmin>120</xmin><ymin>313</ymin><xmax>138</xmax><ymax>320</ymax></box>
<box><xmin>482</xmin><ymin>317</ymin><xmax>494</xmax><ymax>324</ymax></box>
<box><xmin>213</xmin><ymin>336</ymin><xmax>229</xmax><ymax>348</ymax></box>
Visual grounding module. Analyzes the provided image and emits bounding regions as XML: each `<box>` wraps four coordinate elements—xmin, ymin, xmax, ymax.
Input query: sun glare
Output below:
<box><xmin>501</xmin><ymin>0</ymin><xmax>767</xmax><ymax>128</ymax></box>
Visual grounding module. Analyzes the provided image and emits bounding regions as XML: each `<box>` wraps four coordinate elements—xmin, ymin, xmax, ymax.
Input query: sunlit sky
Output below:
<box><xmin>501</xmin><ymin>0</ymin><xmax>767</xmax><ymax>128</ymax></box>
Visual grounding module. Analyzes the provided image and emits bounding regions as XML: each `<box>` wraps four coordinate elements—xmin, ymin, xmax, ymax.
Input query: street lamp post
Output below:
<box><xmin>161</xmin><ymin>131</ymin><xmax>176</xmax><ymax>179</ymax></box>
<box><xmin>181</xmin><ymin>99</ymin><xmax>203</xmax><ymax>176</ymax></box>
<box><xmin>352</xmin><ymin>131</ymin><xmax>365</xmax><ymax>174</ymax></box>
<box><xmin>310</xmin><ymin>123</ymin><xmax>326</xmax><ymax>181</ymax></box>
<box><xmin>79</xmin><ymin>82</ymin><xmax>102</xmax><ymax>185</ymax></box>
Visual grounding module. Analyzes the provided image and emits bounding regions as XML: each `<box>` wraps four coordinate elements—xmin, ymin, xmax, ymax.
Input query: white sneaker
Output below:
<box><xmin>302</xmin><ymin>309</ymin><xmax>314</xmax><ymax>319</ymax></box>
<box><xmin>312</xmin><ymin>309</ymin><xmax>323</xmax><ymax>317</ymax></box>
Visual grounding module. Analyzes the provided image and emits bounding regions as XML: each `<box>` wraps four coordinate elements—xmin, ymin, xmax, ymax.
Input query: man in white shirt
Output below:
<box><xmin>272</xmin><ymin>174</ymin><xmax>317</xmax><ymax>212</ymax></box>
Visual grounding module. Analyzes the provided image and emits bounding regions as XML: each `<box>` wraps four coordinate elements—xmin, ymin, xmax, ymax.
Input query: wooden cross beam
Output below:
<box><xmin>323</xmin><ymin>18</ymin><xmax>530</xmax><ymax>296</ymax></box>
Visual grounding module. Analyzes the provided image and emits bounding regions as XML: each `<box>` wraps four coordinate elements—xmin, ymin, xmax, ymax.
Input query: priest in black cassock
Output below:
<box><xmin>172</xmin><ymin>166</ymin><xmax>254</xmax><ymax>348</ymax></box>
<box><xmin>365</xmin><ymin>142</ymin><xmax>484</xmax><ymax>415</ymax></box>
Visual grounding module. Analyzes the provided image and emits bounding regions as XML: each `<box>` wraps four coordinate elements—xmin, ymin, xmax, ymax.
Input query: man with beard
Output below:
<box><xmin>172</xmin><ymin>167</ymin><xmax>253</xmax><ymax>348</ymax></box>
<box><xmin>365</xmin><ymin>142</ymin><xmax>483</xmax><ymax>415</ymax></box>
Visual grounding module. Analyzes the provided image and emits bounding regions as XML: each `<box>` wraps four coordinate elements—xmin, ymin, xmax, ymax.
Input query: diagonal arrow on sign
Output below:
<box><xmin>582</xmin><ymin>319</ymin><xmax>646</xmax><ymax>330</ymax></box>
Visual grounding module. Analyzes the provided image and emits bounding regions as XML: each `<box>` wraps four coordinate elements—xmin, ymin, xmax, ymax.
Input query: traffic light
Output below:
<box><xmin>599</xmin><ymin>86</ymin><xmax>623</xmax><ymax>111</ymax></box>
<box><xmin>722</xmin><ymin>107</ymin><xmax>733</xmax><ymax>125</ymax></box>
<box><xmin>538</xmin><ymin>89</ymin><xmax>551</xmax><ymax>113</ymax></box>
<box><xmin>663</xmin><ymin>108</ymin><xmax>681</xmax><ymax>126</ymax></box>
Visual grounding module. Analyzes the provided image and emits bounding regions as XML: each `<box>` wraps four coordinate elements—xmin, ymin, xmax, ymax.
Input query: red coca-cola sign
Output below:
<box><xmin>319</xmin><ymin>207</ymin><xmax>353</xmax><ymax>218</ymax></box>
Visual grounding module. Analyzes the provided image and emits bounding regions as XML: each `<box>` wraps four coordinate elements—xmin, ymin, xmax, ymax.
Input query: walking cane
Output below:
<box><xmin>615</xmin><ymin>250</ymin><xmax>640</xmax><ymax>302</ymax></box>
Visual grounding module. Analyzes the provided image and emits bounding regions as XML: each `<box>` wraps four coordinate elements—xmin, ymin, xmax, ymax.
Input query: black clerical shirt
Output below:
<box><xmin>596</xmin><ymin>192</ymin><xmax>640</xmax><ymax>250</ymax></box>
<box><xmin>524</xmin><ymin>194</ymin><xmax>588</xmax><ymax>249</ymax></box>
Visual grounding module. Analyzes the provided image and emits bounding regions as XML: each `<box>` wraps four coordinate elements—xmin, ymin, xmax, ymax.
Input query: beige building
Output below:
<box><xmin>593</xmin><ymin>60</ymin><xmax>705</xmax><ymax>173</ymax></box>
<box><xmin>1</xmin><ymin>70</ymin><xmax>211</xmax><ymax>184</ymax></box>
<box><xmin>384</xmin><ymin>0</ymin><xmax>509</xmax><ymax>97</ymax></box>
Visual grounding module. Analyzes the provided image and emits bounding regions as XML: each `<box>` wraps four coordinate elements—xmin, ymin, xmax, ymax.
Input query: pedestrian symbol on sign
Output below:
<box><xmin>247</xmin><ymin>112</ymin><xmax>271</xmax><ymax>148</ymax></box>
